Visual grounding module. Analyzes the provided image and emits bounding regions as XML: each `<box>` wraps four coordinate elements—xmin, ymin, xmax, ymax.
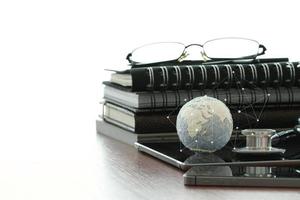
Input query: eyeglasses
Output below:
<box><xmin>126</xmin><ymin>37</ymin><xmax>267</xmax><ymax>66</ymax></box>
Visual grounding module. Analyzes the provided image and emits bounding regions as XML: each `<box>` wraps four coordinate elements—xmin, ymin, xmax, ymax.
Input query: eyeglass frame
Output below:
<box><xmin>126</xmin><ymin>37</ymin><xmax>267</xmax><ymax>66</ymax></box>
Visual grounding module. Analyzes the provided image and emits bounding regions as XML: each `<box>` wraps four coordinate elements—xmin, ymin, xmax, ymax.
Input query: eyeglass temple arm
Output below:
<box><xmin>257</xmin><ymin>44</ymin><xmax>267</xmax><ymax>56</ymax></box>
<box><xmin>126</xmin><ymin>53</ymin><xmax>134</xmax><ymax>63</ymax></box>
<box><xmin>238</xmin><ymin>44</ymin><xmax>266</xmax><ymax>60</ymax></box>
<box><xmin>126</xmin><ymin>53</ymin><xmax>132</xmax><ymax>62</ymax></box>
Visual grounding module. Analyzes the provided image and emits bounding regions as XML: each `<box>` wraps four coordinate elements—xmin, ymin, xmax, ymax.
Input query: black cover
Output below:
<box><xmin>103</xmin><ymin>82</ymin><xmax>300</xmax><ymax>109</ymax></box>
<box><xmin>128</xmin><ymin>62</ymin><xmax>300</xmax><ymax>91</ymax></box>
<box><xmin>104</xmin><ymin>110</ymin><xmax>177</xmax><ymax>133</ymax></box>
<box><xmin>103</xmin><ymin>101</ymin><xmax>300</xmax><ymax>133</ymax></box>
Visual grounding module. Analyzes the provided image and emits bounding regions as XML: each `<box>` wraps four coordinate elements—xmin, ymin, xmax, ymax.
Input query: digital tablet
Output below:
<box><xmin>183</xmin><ymin>165</ymin><xmax>300</xmax><ymax>187</ymax></box>
<box><xmin>134</xmin><ymin>134</ymin><xmax>300</xmax><ymax>171</ymax></box>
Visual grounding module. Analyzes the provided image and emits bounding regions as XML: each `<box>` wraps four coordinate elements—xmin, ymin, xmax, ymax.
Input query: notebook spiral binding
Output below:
<box><xmin>128</xmin><ymin>62</ymin><xmax>300</xmax><ymax>109</ymax></box>
<box><xmin>133</xmin><ymin>62</ymin><xmax>300</xmax><ymax>92</ymax></box>
<box><xmin>142</xmin><ymin>87</ymin><xmax>299</xmax><ymax>109</ymax></box>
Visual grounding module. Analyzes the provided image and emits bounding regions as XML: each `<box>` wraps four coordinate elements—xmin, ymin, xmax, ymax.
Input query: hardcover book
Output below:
<box><xmin>96</xmin><ymin>119</ymin><xmax>178</xmax><ymax>145</ymax></box>
<box><xmin>103</xmin><ymin>102</ymin><xmax>176</xmax><ymax>133</ymax></box>
<box><xmin>102</xmin><ymin>102</ymin><xmax>300</xmax><ymax>133</ymax></box>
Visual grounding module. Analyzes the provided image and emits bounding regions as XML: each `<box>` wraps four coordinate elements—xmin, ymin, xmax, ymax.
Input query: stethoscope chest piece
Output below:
<box><xmin>232</xmin><ymin>129</ymin><xmax>286</xmax><ymax>155</ymax></box>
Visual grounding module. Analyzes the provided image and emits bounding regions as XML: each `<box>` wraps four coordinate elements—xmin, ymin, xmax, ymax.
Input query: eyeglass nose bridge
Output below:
<box><xmin>185</xmin><ymin>43</ymin><xmax>203</xmax><ymax>48</ymax></box>
<box><xmin>181</xmin><ymin>43</ymin><xmax>208</xmax><ymax>61</ymax></box>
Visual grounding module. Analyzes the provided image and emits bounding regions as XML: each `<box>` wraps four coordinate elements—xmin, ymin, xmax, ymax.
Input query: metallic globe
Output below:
<box><xmin>176</xmin><ymin>96</ymin><xmax>233</xmax><ymax>152</ymax></box>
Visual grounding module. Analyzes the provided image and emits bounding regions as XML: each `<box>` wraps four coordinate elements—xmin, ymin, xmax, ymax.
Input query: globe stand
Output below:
<box><xmin>232</xmin><ymin>129</ymin><xmax>286</xmax><ymax>155</ymax></box>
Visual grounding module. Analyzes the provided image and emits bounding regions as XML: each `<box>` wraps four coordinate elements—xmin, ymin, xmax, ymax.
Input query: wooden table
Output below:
<box><xmin>96</xmin><ymin>134</ymin><xmax>300</xmax><ymax>200</ymax></box>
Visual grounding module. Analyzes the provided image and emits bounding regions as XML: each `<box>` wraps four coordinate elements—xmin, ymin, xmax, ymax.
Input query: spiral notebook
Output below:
<box><xmin>103</xmin><ymin>82</ymin><xmax>300</xmax><ymax>109</ymax></box>
<box><xmin>109</xmin><ymin>62</ymin><xmax>300</xmax><ymax>91</ymax></box>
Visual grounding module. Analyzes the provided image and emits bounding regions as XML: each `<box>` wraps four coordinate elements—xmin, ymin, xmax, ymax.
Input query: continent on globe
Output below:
<box><xmin>176</xmin><ymin>96</ymin><xmax>233</xmax><ymax>152</ymax></box>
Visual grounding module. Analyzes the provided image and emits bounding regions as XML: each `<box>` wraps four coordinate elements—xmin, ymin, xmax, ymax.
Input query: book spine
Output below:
<box><xmin>131</xmin><ymin>62</ymin><xmax>300</xmax><ymax>91</ymax></box>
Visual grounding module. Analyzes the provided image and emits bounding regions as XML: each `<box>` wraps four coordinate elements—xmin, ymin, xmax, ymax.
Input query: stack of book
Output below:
<box><xmin>97</xmin><ymin>61</ymin><xmax>300</xmax><ymax>145</ymax></box>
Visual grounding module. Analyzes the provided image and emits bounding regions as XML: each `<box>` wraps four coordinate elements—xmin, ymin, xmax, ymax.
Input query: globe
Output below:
<box><xmin>176</xmin><ymin>96</ymin><xmax>233</xmax><ymax>152</ymax></box>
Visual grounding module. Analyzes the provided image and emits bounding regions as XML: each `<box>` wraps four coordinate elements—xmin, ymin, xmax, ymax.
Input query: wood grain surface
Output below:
<box><xmin>96</xmin><ymin>134</ymin><xmax>300</xmax><ymax>200</ymax></box>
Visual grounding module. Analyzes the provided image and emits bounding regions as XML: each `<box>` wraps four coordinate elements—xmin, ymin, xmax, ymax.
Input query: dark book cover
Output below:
<box><xmin>103</xmin><ymin>101</ymin><xmax>300</xmax><ymax>133</ymax></box>
<box><xmin>111</xmin><ymin>62</ymin><xmax>300</xmax><ymax>91</ymax></box>
<box><xmin>103</xmin><ymin>82</ymin><xmax>300</xmax><ymax>109</ymax></box>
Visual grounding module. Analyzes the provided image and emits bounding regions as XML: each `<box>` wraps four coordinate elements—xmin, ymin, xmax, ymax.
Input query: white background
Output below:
<box><xmin>0</xmin><ymin>0</ymin><xmax>299</xmax><ymax>199</ymax></box>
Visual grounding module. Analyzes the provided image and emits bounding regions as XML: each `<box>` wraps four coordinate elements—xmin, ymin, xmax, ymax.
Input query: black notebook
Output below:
<box><xmin>103</xmin><ymin>102</ymin><xmax>300</xmax><ymax>133</ymax></box>
<box><xmin>103</xmin><ymin>102</ymin><xmax>176</xmax><ymax>133</ymax></box>
<box><xmin>103</xmin><ymin>82</ymin><xmax>300</xmax><ymax>109</ymax></box>
<box><xmin>96</xmin><ymin>120</ymin><xmax>178</xmax><ymax>146</ymax></box>
<box><xmin>110</xmin><ymin>62</ymin><xmax>300</xmax><ymax>91</ymax></box>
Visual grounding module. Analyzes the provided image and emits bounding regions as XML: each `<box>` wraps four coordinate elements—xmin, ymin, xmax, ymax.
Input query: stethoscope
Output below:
<box><xmin>233</xmin><ymin>120</ymin><xmax>300</xmax><ymax>155</ymax></box>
